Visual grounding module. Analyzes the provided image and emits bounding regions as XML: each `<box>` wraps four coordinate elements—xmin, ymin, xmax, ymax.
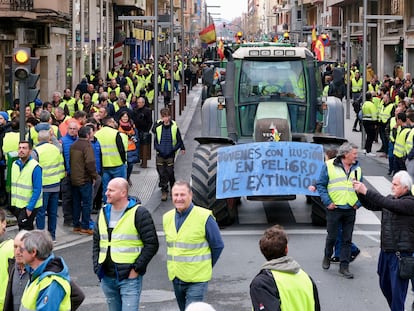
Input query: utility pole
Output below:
<box><xmin>118</xmin><ymin>0</ymin><xmax>160</xmax><ymax>113</ymax></box>
<box><xmin>170</xmin><ymin>0</ymin><xmax>175</xmax><ymax>106</ymax></box>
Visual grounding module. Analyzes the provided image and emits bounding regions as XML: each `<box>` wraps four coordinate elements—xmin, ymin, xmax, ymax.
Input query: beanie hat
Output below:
<box><xmin>34</xmin><ymin>98</ymin><xmax>43</xmax><ymax>106</ymax></box>
<box><xmin>0</xmin><ymin>111</ymin><xmax>9</xmax><ymax>121</ymax></box>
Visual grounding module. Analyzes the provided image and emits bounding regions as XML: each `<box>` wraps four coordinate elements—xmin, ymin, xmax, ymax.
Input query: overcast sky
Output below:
<box><xmin>206</xmin><ymin>0</ymin><xmax>247</xmax><ymax>22</ymax></box>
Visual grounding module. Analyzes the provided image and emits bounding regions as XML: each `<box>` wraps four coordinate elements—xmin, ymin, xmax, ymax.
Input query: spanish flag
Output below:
<box><xmin>311</xmin><ymin>25</ymin><xmax>317</xmax><ymax>50</ymax></box>
<box><xmin>199</xmin><ymin>24</ymin><xmax>217</xmax><ymax>44</ymax></box>
<box><xmin>314</xmin><ymin>36</ymin><xmax>325</xmax><ymax>61</ymax></box>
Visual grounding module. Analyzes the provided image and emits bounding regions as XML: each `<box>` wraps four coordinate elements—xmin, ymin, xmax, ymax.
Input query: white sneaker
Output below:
<box><xmin>366</xmin><ymin>152</ymin><xmax>376</xmax><ymax>157</ymax></box>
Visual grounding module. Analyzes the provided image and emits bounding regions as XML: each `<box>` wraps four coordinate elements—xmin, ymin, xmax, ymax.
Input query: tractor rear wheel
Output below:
<box><xmin>192</xmin><ymin>143</ymin><xmax>236</xmax><ymax>226</ymax></box>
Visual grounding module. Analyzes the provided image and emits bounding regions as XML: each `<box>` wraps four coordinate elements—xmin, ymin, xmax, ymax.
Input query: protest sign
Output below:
<box><xmin>216</xmin><ymin>142</ymin><xmax>324</xmax><ymax>199</ymax></box>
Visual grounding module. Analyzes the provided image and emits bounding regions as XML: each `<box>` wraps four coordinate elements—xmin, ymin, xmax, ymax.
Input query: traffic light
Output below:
<box><xmin>27</xmin><ymin>57</ymin><xmax>40</xmax><ymax>102</ymax></box>
<box><xmin>12</xmin><ymin>48</ymin><xmax>30</xmax><ymax>80</ymax></box>
<box><xmin>12</xmin><ymin>47</ymin><xmax>40</xmax><ymax>102</ymax></box>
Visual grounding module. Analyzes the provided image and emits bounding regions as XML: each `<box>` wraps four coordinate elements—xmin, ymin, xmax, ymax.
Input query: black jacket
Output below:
<box><xmin>132</xmin><ymin>106</ymin><xmax>153</xmax><ymax>133</ymax></box>
<box><xmin>92</xmin><ymin>200</ymin><xmax>159</xmax><ymax>281</ymax></box>
<box><xmin>358</xmin><ymin>190</ymin><xmax>414</xmax><ymax>252</ymax></box>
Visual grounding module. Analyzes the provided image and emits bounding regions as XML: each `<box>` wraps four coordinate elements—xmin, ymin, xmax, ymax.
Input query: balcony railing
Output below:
<box><xmin>0</xmin><ymin>0</ymin><xmax>33</xmax><ymax>11</ymax></box>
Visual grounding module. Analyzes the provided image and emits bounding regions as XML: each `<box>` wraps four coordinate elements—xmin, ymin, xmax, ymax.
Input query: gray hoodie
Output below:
<box><xmin>261</xmin><ymin>256</ymin><xmax>301</xmax><ymax>274</ymax></box>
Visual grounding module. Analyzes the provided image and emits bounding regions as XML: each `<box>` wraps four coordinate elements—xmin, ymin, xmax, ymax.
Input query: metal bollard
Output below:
<box><xmin>168</xmin><ymin>100</ymin><xmax>176</xmax><ymax>120</ymax></box>
<box><xmin>183</xmin><ymin>85</ymin><xmax>187</xmax><ymax>107</ymax></box>
<box><xmin>179</xmin><ymin>90</ymin><xmax>183</xmax><ymax>116</ymax></box>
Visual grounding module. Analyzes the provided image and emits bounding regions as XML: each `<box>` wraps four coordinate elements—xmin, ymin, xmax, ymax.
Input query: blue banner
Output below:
<box><xmin>216</xmin><ymin>142</ymin><xmax>324</xmax><ymax>199</ymax></box>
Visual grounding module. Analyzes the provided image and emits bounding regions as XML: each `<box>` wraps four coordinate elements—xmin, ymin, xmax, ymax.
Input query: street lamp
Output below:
<box><xmin>205</xmin><ymin>3</ymin><xmax>220</xmax><ymax>27</ymax></box>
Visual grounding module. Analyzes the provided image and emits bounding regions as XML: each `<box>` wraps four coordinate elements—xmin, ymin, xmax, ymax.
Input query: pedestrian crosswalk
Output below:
<box><xmin>237</xmin><ymin>175</ymin><xmax>390</xmax><ymax>225</ymax></box>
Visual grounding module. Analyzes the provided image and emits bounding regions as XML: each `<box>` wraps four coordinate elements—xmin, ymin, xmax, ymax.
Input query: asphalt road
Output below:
<box><xmin>54</xmin><ymin>101</ymin><xmax>414</xmax><ymax>311</ymax></box>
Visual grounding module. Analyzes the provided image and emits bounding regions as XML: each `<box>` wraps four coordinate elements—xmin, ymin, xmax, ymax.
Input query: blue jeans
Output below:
<box><xmin>334</xmin><ymin>225</ymin><xmax>359</xmax><ymax>257</ymax></box>
<box><xmin>174</xmin><ymin>80</ymin><xmax>180</xmax><ymax>93</ymax></box>
<box><xmin>72</xmin><ymin>182</ymin><xmax>93</xmax><ymax>229</ymax></box>
<box><xmin>101</xmin><ymin>275</ymin><xmax>143</xmax><ymax>311</ymax></box>
<box><xmin>388</xmin><ymin>142</ymin><xmax>395</xmax><ymax>174</ymax></box>
<box><xmin>102</xmin><ymin>165</ymin><xmax>127</xmax><ymax>203</ymax></box>
<box><xmin>172</xmin><ymin>279</ymin><xmax>208</xmax><ymax>311</ymax></box>
<box><xmin>378</xmin><ymin>250</ymin><xmax>410</xmax><ymax>311</ymax></box>
<box><xmin>36</xmin><ymin>191</ymin><xmax>59</xmax><ymax>240</ymax></box>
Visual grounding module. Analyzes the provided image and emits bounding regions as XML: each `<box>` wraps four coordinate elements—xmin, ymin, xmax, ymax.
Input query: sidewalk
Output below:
<box><xmin>4</xmin><ymin>84</ymin><xmax>203</xmax><ymax>247</ymax></box>
<box><xmin>342</xmin><ymin>101</ymin><xmax>388</xmax><ymax>166</ymax></box>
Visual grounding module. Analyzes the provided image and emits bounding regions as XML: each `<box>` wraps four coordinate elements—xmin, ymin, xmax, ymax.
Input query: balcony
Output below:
<box><xmin>0</xmin><ymin>0</ymin><xmax>32</xmax><ymax>11</ymax></box>
<box><xmin>113</xmin><ymin>0</ymin><xmax>146</xmax><ymax>10</ymax></box>
<box><xmin>327</xmin><ymin>0</ymin><xmax>356</xmax><ymax>7</ymax></box>
<box><xmin>0</xmin><ymin>0</ymin><xmax>36</xmax><ymax>19</ymax></box>
<box><xmin>33</xmin><ymin>0</ymin><xmax>69</xmax><ymax>14</ymax></box>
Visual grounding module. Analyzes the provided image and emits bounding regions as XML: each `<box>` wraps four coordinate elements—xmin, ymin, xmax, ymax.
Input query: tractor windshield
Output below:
<box><xmin>238</xmin><ymin>59</ymin><xmax>308</xmax><ymax>136</ymax></box>
<box><xmin>239</xmin><ymin>59</ymin><xmax>306</xmax><ymax>102</ymax></box>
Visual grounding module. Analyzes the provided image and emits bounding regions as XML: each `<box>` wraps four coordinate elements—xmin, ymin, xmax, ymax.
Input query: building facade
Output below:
<box><xmin>0</xmin><ymin>0</ymin><xmax>70</xmax><ymax>109</ymax></box>
<box><xmin>0</xmin><ymin>0</ymin><xmax>248</xmax><ymax>109</ymax></box>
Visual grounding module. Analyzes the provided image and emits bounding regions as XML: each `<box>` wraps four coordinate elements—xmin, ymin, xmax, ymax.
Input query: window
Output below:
<box><xmin>238</xmin><ymin>59</ymin><xmax>307</xmax><ymax>136</ymax></box>
<box><xmin>409</xmin><ymin>1</ymin><xmax>414</xmax><ymax>29</ymax></box>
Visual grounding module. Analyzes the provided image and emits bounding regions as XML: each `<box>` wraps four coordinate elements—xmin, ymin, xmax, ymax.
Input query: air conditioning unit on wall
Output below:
<box><xmin>17</xmin><ymin>28</ymin><xmax>37</xmax><ymax>44</ymax></box>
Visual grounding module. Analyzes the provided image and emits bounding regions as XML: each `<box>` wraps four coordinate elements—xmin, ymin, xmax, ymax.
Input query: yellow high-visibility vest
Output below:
<box><xmin>98</xmin><ymin>204</ymin><xmax>143</xmax><ymax>264</ymax></box>
<box><xmin>0</xmin><ymin>239</ymin><xmax>14</xmax><ymax>310</ymax></box>
<box><xmin>351</xmin><ymin>78</ymin><xmax>363</xmax><ymax>93</ymax></box>
<box><xmin>11</xmin><ymin>159</ymin><xmax>42</xmax><ymax>209</ymax></box>
<box><xmin>156</xmin><ymin>120</ymin><xmax>177</xmax><ymax>146</ymax></box>
<box><xmin>394</xmin><ymin>127</ymin><xmax>411</xmax><ymax>158</ymax></box>
<box><xmin>20</xmin><ymin>273</ymin><xmax>71</xmax><ymax>311</ymax></box>
<box><xmin>271</xmin><ymin>269</ymin><xmax>315</xmax><ymax>311</ymax></box>
<box><xmin>362</xmin><ymin>100</ymin><xmax>378</xmax><ymax>121</ymax></box>
<box><xmin>326</xmin><ymin>159</ymin><xmax>361</xmax><ymax>206</ymax></box>
<box><xmin>163</xmin><ymin>206</ymin><xmax>212</xmax><ymax>282</ymax></box>
<box><xmin>95</xmin><ymin>126</ymin><xmax>127</xmax><ymax>168</ymax></box>
<box><xmin>34</xmin><ymin>143</ymin><xmax>65</xmax><ymax>186</ymax></box>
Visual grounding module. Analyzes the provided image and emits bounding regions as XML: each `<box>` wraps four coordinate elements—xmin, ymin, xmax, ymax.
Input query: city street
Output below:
<box><xmin>1</xmin><ymin>0</ymin><xmax>412</xmax><ymax>310</ymax></box>
<box><xmin>53</xmin><ymin>99</ymin><xmax>414</xmax><ymax>311</ymax></box>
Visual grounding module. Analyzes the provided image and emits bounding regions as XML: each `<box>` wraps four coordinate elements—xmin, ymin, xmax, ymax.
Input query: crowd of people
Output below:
<box><xmin>322</xmin><ymin>61</ymin><xmax>414</xmax><ymax>177</ymax></box>
<box><xmin>2</xmin><ymin>49</ymin><xmax>414</xmax><ymax>310</ymax></box>
<box><xmin>0</xmin><ymin>51</ymin><xmax>227</xmax><ymax>311</ymax></box>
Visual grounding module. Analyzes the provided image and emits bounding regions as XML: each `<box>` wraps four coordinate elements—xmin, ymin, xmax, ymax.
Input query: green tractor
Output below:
<box><xmin>191</xmin><ymin>42</ymin><xmax>346</xmax><ymax>226</ymax></box>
